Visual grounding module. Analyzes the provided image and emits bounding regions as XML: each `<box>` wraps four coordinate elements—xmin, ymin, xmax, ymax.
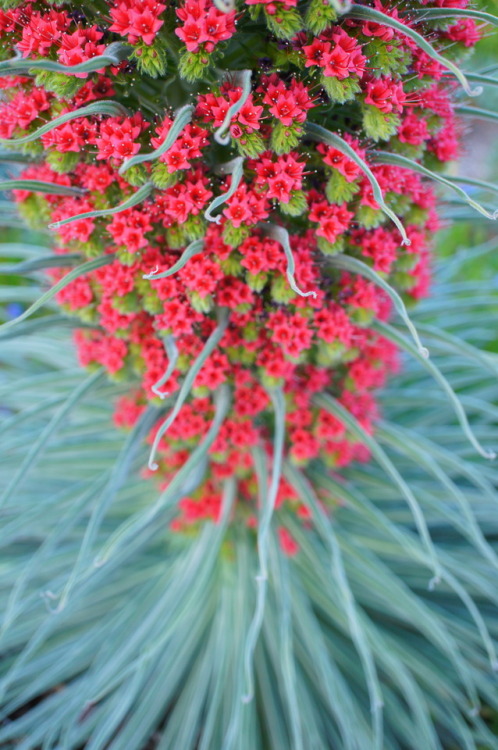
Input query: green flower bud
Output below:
<box><xmin>271</xmin><ymin>275</ymin><xmax>297</xmax><ymax>304</ymax></box>
<box><xmin>35</xmin><ymin>70</ymin><xmax>85</xmax><ymax>99</ymax></box>
<box><xmin>355</xmin><ymin>205</ymin><xmax>385</xmax><ymax>229</ymax></box>
<box><xmin>349</xmin><ymin>307</ymin><xmax>375</xmax><ymax>326</ymax></box>
<box><xmin>391</xmin><ymin>271</ymin><xmax>418</xmax><ymax>291</ymax></box>
<box><xmin>279</xmin><ymin>189</ymin><xmax>307</xmax><ymax>217</ymax></box>
<box><xmin>112</xmin><ymin>292</ymin><xmax>141</xmax><ymax>314</ymax></box>
<box><xmin>246</xmin><ymin>271</ymin><xmax>268</xmax><ymax>292</ymax></box>
<box><xmin>317</xmin><ymin>235</ymin><xmax>345</xmax><ymax>256</ymax></box>
<box><xmin>178</xmin><ymin>49</ymin><xmax>211</xmax><ymax>82</ymax></box>
<box><xmin>316</xmin><ymin>340</ymin><xmax>347</xmax><ymax>367</ymax></box>
<box><xmin>305</xmin><ymin>0</ymin><xmax>337</xmax><ymax>35</ymax></box>
<box><xmin>151</xmin><ymin>163</ymin><xmax>180</xmax><ymax>189</ymax></box>
<box><xmin>131</xmin><ymin>41</ymin><xmax>168</xmax><ymax>79</ymax></box>
<box><xmin>190</xmin><ymin>290</ymin><xmax>214</xmax><ymax>313</ymax></box>
<box><xmin>121</xmin><ymin>164</ymin><xmax>149</xmax><ymax>187</ymax></box>
<box><xmin>222</xmin><ymin>222</ymin><xmax>251</xmax><ymax>248</ymax></box>
<box><xmin>117</xmin><ymin>248</ymin><xmax>139</xmax><ymax>266</ymax></box>
<box><xmin>271</xmin><ymin>121</ymin><xmax>302</xmax><ymax>155</ymax></box>
<box><xmin>264</xmin><ymin>6</ymin><xmax>302</xmax><ymax>39</ymax></box>
<box><xmin>235</xmin><ymin>132</ymin><xmax>266</xmax><ymax>158</ymax></box>
<box><xmin>220</xmin><ymin>254</ymin><xmax>243</xmax><ymax>276</ymax></box>
<box><xmin>321</xmin><ymin>74</ymin><xmax>361</xmax><ymax>104</ymax></box>
<box><xmin>46</xmin><ymin>150</ymin><xmax>80</xmax><ymax>174</ymax></box>
<box><xmin>395</xmin><ymin>252</ymin><xmax>420</xmax><ymax>272</ymax></box>
<box><xmin>363</xmin><ymin>39</ymin><xmax>410</xmax><ymax>78</ymax></box>
<box><xmin>362</xmin><ymin>105</ymin><xmax>400</xmax><ymax>142</ymax></box>
<box><xmin>325</xmin><ymin>172</ymin><xmax>359</xmax><ymax>205</ymax></box>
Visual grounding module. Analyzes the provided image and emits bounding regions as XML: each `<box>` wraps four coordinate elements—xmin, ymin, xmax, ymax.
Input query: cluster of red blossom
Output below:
<box><xmin>0</xmin><ymin>0</ymin><xmax>480</xmax><ymax>551</ymax></box>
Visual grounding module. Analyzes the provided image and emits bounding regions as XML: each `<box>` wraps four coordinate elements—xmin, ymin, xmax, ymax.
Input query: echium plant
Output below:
<box><xmin>1</xmin><ymin>0</ymin><xmax>498</xmax><ymax>747</ymax></box>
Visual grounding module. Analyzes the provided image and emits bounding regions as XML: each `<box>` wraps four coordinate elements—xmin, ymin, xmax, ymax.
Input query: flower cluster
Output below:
<box><xmin>1</xmin><ymin>0</ymin><xmax>481</xmax><ymax>552</ymax></box>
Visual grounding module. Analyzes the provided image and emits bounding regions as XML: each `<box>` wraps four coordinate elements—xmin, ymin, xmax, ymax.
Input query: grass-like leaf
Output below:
<box><xmin>0</xmin><ymin>42</ymin><xmax>130</xmax><ymax>77</ymax></box>
<box><xmin>0</xmin><ymin>180</ymin><xmax>86</xmax><ymax>196</ymax></box>
<box><xmin>347</xmin><ymin>6</ymin><xmax>482</xmax><ymax>96</ymax></box>
<box><xmin>372</xmin><ymin>151</ymin><xmax>498</xmax><ymax>220</ymax></box>
<box><xmin>0</xmin><ymin>101</ymin><xmax>130</xmax><ymax>147</ymax></box>
<box><xmin>118</xmin><ymin>105</ymin><xmax>194</xmax><ymax>174</ymax></box>
<box><xmin>306</xmin><ymin>123</ymin><xmax>411</xmax><ymax>245</ymax></box>
<box><xmin>49</xmin><ymin>184</ymin><xmax>154</xmax><ymax>229</ymax></box>
<box><xmin>147</xmin><ymin>308</ymin><xmax>229</xmax><ymax>470</ymax></box>
<box><xmin>205</xmin><ymin>158</ymin><xmax>244</xmax><ymax>223</ymax></box>
<box><xmin>0</xmin><ymin>254</ymin><xmax>115</xmax><ymax>333</ymax></box>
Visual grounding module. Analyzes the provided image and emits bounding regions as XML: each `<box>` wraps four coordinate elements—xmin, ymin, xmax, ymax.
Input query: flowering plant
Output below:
<box><xmin>0</xmin><ymin>0</ymin><xmax>498</xmax><ymax>746</ymax></box>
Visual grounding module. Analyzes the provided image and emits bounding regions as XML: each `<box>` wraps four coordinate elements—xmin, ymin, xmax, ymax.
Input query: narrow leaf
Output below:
<box><xmin>148</xmin><ymin>308</ymin><xmax>229</xmax><ymax>470</ymax></box>
<box><xmin>373</xmin><ymin>319</ymin><xmax>496</xmax><ymax>460</ymax></box>
<box><xmin>214</xmin><ymin>70</ymin><xmax>252</xmax><ymax>145</ymax></box>
<box><xmin>258</xmin><ymin>222</ymin><xmax>318</xmax><ymax>298</ymax></box>
<box><xmin>143</xmin><ymin>239</ymin><xmax>204</xmax><ymax>280</ymax></box>
<box><xmin>119</xmin><ymin>105</ymin><xmax>194</xmax><ymax>174</ymax></box>
<box><xmin>0</xmin><ymin>180</ymin><xmax>86</xmax><ymax>197</ymax></box>
<box><xmin>348</xmin><ymin>6</ymin><xmax>481</xmax><ymax>96</ymax></box>
<box><xmin>408</xmin><ymin>7</ymin><xmax>498</xmax><ymax>28</ymax></box>
<box><xmin>2</xmin><ymin>254</ymin><xmax>83</xmax><ymax>275</ymax></box>
<box><xmin>372</xmin><ymin>151</ymin><xmax>498</xmax><ymax>220</ymax></box>
<box><xmin>0</xmin><ymin>101</ymin><xmax>129</xmax><ymax>146</ymax></box>
<box><xmin>0</xmin><ymin>254</ymin><xmax>115</xmax><ymax>333</ymax></box>
<box><xmin>0</xmin><ymin>43</ymin><xmax>130</xmax><ymax>77</ymax></box>
<box><xmin>151</xmin><ymin>336</ymin><xmax>179</xmax><ymax>399</ymax></box>
<box><xmin>49</xmin><ymin>184</ymin><xmax>154</xmax><ymax>229</ymax></box>
<box><xmin>454</xmin><ymin>105</ymin><xmax>498</xmax><ymax>124</ymax></box>
<box><xmin>243</xmin><ymin>388</ymin><xmax>286</xmax><ymax>703</ymax></box>
<box><xmin>314</xmin><ymin>392</ymin><xmax>443</xmax><ymax>583</ymax></box>
<box><xmin>205</xmin><ymin>158</ymin><xmax>244</xmax><ymax>224</ymax></box>
<box><xmin>329</xmin><ymin>254</ymin><xmax>429</xmax><ymax>358</ymax></box>
<box><xmin>306</xmin><ymin>122</ymin><xmax>410</xmax><ymax>245</ymax></box>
